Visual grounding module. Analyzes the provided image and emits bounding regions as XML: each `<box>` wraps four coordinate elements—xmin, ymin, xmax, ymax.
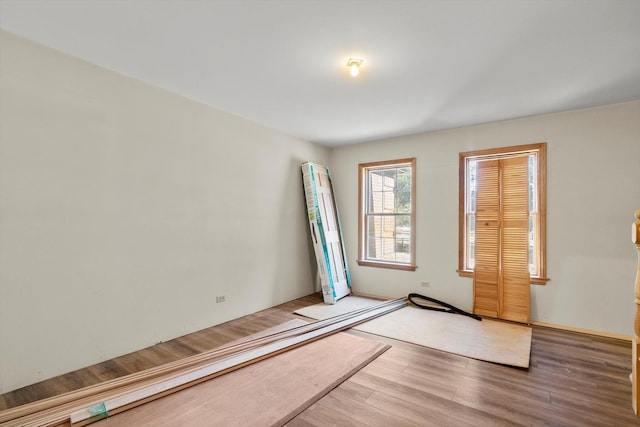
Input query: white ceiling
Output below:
<box><xmin>1</xmin><ymin>0</ymin><xmax>639</xmax><ymax>147</ymax></box>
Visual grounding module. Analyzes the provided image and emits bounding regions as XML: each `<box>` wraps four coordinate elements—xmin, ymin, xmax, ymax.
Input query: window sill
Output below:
<box><xmin>358</xmin><ymin>260</ymin><xmax>417</xmax><ymax>271</ymax></box>
<box><xmin>457</xmin><ymin>269</ymin><xmax>549</xmax><ymax>285</ymax></box>
<box><xmin>530</xmin><ymin>276</ymin><xmax>550</xmax><ymax>285</ymax></box>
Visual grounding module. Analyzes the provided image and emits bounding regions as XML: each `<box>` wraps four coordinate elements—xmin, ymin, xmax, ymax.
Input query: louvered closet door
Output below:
<box><xmin>473</xmin><ymin>156</ymin><xmax>531</xmax><ymax>323</ymax></box>
<box><xmin>473</xmin><ymin>160</ymin><xmax>500</xmax><ymax>318</ymax></box>
<box><xmin>500</xmin><ymin>156</ymin><xmax>531</xmax><ymax>323</ymax></box>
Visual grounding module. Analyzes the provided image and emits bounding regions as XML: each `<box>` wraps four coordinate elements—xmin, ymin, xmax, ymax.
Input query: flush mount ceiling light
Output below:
<box><xmin>346</xmin><ymin>57</ymin><xmax>364</xmax><ymax>77</ymax></box>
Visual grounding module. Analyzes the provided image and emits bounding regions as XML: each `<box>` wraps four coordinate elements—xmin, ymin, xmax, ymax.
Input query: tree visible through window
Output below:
<box><xmin>358</xmin><ymin>158</ymin><xmax>416</xmax><ymax>271</ymax></box>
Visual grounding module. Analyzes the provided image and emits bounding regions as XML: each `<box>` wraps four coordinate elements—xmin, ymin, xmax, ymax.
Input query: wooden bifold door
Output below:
<box><xmin>473</xmin><ymin>155</ymin><xmax>531</xmax><ymax>323</ymax></box>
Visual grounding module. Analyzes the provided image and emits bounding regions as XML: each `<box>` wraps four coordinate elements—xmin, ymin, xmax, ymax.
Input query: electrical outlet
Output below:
<box><xmin>216</xmin><ymin>295</ymin><xmax>226</xmax><ymax>303</ymax></box>
<box><xmin>420</xmin><ymin>281</ymin><xmax>430</xmax><ymax>287</ymax></box>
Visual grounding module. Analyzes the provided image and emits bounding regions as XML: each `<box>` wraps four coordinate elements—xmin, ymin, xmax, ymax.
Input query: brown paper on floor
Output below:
<box><xmin>94</xmin><ymin>332</ymin><xmax>389</xmax><ymax>426</ymax></box>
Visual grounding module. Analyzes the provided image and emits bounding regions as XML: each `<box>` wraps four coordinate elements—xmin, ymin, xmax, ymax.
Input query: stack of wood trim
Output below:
<box><xmin>0</xmin><ymin>298</ymin><xmax>405</xmax><ymax>427</ymax></box>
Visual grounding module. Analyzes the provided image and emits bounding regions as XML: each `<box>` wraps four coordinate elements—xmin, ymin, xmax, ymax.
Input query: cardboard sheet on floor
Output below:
<box><xmin>93</xmin><ymin>332</ymin><xmax>389</xmax><ymax>427</ymax></box>
<box><xmin>294</xmin><ymin>295</ymin><xmax>382</xmax><ymax>319</ymax></box>
<box><xmin>295</xmin><ymin>296</ymin><xmax>532</xmax><ymax>368</ymax></box>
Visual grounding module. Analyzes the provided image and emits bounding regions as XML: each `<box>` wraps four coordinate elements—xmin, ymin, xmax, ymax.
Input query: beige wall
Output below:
<box><xmin>0</xmin><ymin>31</ymin><xmax>329</xmax><ymax>393</ymax></box>
<box><xmin>330</xmin><ymin>101</ymin><xmax>640</xmax><ymax>337</ymax></box>
<box><xmin>2</xmin><ymin>27</ymin><xmax>639</xmax><ymax>394</ymax></box>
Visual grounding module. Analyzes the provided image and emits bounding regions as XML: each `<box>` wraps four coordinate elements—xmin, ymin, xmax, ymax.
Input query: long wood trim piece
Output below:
<box><xmin>0</xmin><ymin>300</ymin><xmax>398</xmax><ymax>424</ymax></box>
<box><xmin>0</xmin><ymin>320</ymin><xmax>312</xmax><ymax>424</ymax></box>
<box><xmin>71</xmin><ymin>305</ymin><xmax>390</xmax><ymax>425</ymax></box>
<box><xmin>4</xmin><ymin>300</ymin><xmax>403</xmax><ymax>426</ymax></box>
<box><xmin>0</xmin><ymin>320</ymin><xmax>309</xmax><ymax>424</ymax></box>
<box><xmin>0</xmin><ymin>299</ymin><xmax>406</xmax><ymax>427</ymax></box>
<box><xmin>71</xmin><ymin>299</ymin><xmax>406</xmax><ymax>427</ymax></box>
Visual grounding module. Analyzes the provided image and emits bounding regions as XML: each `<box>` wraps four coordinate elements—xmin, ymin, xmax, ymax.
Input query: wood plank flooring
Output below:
<box><xmin>1</xmin><ymin>293</ymin><xmax>636</xmax><ymax>426</ymax></box>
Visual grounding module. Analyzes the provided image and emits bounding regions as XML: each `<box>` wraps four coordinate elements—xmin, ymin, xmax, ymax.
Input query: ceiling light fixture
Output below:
<box><xmin>346</xmin><ymin>58</ymin><xmax>364</xmax><ymax>77</ymax></box>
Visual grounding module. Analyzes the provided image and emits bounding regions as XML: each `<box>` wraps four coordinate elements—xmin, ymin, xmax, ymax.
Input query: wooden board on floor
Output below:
<box><xmin>357</xmin><ymin>306</ymin><xmax>531</xmax><ymax>368</ymax></box>
<box><xmin>93</xmin><ymin>332</ymin><xmax>389</xmax><ymax>427</ymax></box>
<box><xmin>297</xmin><ymin>297</ymin><xmax>532</xmax><ymax>368</ymax></box>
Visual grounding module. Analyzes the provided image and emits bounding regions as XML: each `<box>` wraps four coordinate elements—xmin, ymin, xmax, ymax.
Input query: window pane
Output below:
<box><xmin>528</xmin><ymin>154</ymin><xmax>537</xmax><ymax>213</ymax></box>
<box><xmin>364</xmin><ymin>214</ymin><xmax>411</xmax><ymax>263</ymax></box>
<box><xmin>386</xmin><ymin>169</ymin><xmax>397</xmax><ymax>212</ymax></box>
<box><xmin>368</xmin><ymin>170</ymin><xmax>383</xmax><ymax>213</ymax></box>
<box><xmin>467</xmin><ymin>214</ymin><xmax>475</xmax><ymax>269</ymax></box>
<box><xmin>396</xmin><ymin>167</ymin><xmax>412</xmax><ymax>213</ymax></box>
<box><xmin>528</xmin><ymin>214</ymin><xmax>534</xmax><ymax>274</ymax></box>
<box><xmin>465</xmin><ymin>160</ymin><xmax>477</xmax><ymax>271</ymax></box>
<box><xmin>365</xmin><ymin>215</ymin><xmax>380</xmax><ymax>259</ymax></box>
<box><xmin>395</xmin><ymin>215</ymin><xmax>411</xmax><ymax>263</ymax></box>
<box><xmin>468</xmin><ymin>160</ymin><xmax>477</xmax><ymax>214</ymax></box>
<box><xmin>383</xmin><ymin>190</ymin><xmax>395</xmax><ymax>212</ymax></box>
<box><xmin>382</xmin><ymin>169</ymin><xmax>396</xmax><ymax>191</ymax></box>
<box><xmin>382</xmin><ymin>236</ymin><xmax>395</xmax><ymax>259</ymax></box>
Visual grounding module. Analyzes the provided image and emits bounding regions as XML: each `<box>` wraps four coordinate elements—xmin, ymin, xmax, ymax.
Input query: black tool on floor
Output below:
<box><xmin>407</xmin><ymin>293</ymin><xmax>482</xmax><ymax>321</ymax></box>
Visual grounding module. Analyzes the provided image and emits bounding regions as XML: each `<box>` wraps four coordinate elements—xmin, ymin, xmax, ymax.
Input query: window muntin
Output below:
<box><xmin>358</xmin><ymin>158</ymin><xmax>416</xmax><ymax>271</ymax></box>
<box><xmin>459</xmin><ymin>143</ymin><xmax>547</xmax><ymax>283</ymax></box>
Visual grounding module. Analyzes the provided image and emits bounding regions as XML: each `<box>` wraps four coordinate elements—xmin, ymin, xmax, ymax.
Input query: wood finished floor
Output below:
<box><xmin>1</xmin><ymin>293</ymin><xmax>636</xmax><ymax>426</ymax></box>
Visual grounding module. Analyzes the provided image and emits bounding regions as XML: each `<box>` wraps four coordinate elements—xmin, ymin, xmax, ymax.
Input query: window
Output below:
<box><xmin>358</xmin><ymin>158</ymin><xmax>416</xmax><ymax>271</ymax></box>
<box><xmin>459</xmin><ymin>143</ymin><xmax>547</xmax><ymax>283</ymax></box>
